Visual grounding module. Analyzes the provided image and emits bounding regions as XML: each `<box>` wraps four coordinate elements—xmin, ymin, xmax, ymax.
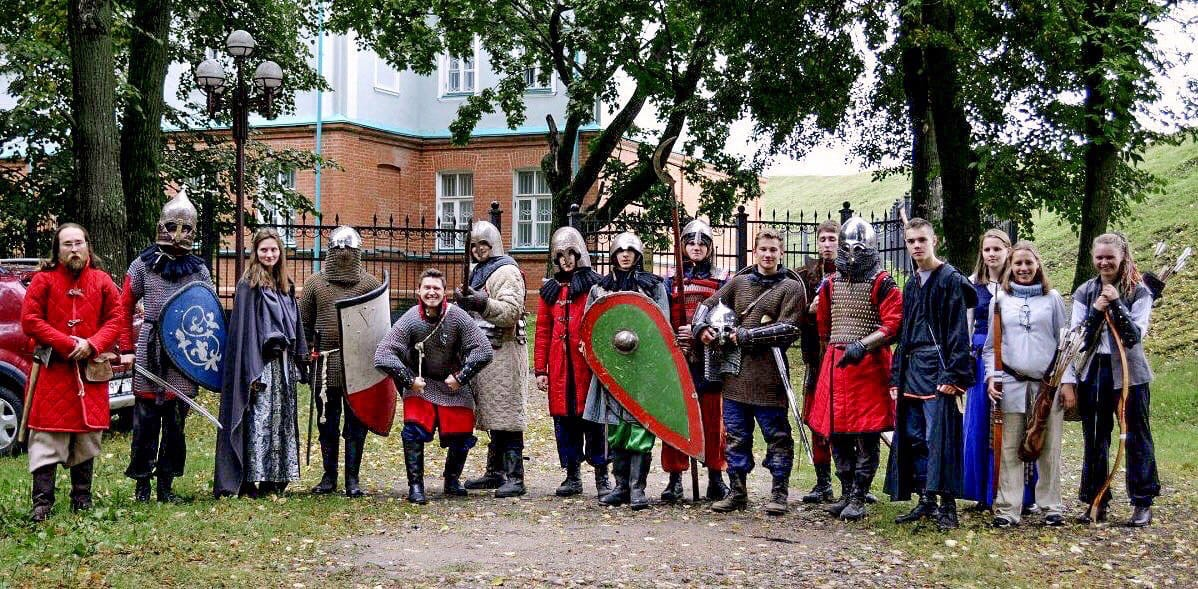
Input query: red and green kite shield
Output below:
<box><xmin>580</xmin><ymin>291</ymin><xmax>704</xmax><ymax>460</ymax></box>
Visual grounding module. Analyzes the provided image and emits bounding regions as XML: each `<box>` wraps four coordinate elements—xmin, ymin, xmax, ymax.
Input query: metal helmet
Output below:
<box><xmin>708</xmin><ymin>301</ymin><xmax>739</xmax><ymax>348</ymax></box>
<box><xmin>156</xmin><ymin>186</ymin><xmax>199</xmax><ymax>252</ymax></box>
<box><xmin>469</xmin><ymin>220</ymin><xmax>505</xmax><ymax>258</ymax></box>
<box><xmin>550</xmin><ymin>226</ymin><xmax>592</xmax><ymax>269</ymax></box>
<box><xmin>328</xmin><ymin>225</ymin><xmax>362</xmax><ymax>250</ymax></box>
<box><xmin>839</xmin><ymin>217</ymin><xmax>877</xmax><ymax>253</ymax></box>
<box><xmin>681</xmin><ymin>218</ymin><xmax>713</xmax><ymax>246</ymax></box>
<box><xmin>609</xmin><ymin>232</ymin><xmax>644</xmax><ymax>257</ymax></box>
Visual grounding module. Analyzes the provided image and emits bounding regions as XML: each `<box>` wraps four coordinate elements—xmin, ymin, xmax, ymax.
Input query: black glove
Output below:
<box><xmin>455</xmin><ymin>286</ymin><xmax>489</xmax><ymax>312</ymax></box>
<box><xmin>296</xmin><ymin>358</ymin><xmax>312</xmax><ymax>385</ymax></box>
<box><xmin>837</xmin><ymin>341</ymin><xmax>867</xmax><ymax>368</ymax></box>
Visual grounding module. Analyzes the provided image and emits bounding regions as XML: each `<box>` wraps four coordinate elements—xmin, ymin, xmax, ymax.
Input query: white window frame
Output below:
<box><xmin>256</xmin><ymin>169</ymin><xmax>297</xmax><ymax>248</ymax></box>
<box><xmin>373</xmin><ymin>54</ymin><xmax>400</xmax><ymax>95</ymax></box>
<box><xmin>512</xmin><ymin>169</ymin><xmax>552</xmax><ymax>250</ymax></box>
<box><xmin>441</xmin><ymin>38</ymin><xmax>479</xmax><ymax>97</ymax></box>
<box><xmin>436</xmin><ymin>171</ymin><xmax>475</xmax><ymax>251</ymax></box>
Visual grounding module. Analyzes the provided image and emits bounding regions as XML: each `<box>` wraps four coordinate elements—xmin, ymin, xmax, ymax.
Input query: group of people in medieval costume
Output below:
<box><xmin>19</xmin><ymin>196</ymin><xmax>1164</xmax><ymax>531</ymax></box>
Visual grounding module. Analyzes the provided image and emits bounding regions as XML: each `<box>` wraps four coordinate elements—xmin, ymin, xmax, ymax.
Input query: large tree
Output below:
<box><xmin>330</xmin><ymin>0</ymin><xmax>863</xmax><ymax>227</ymax></box>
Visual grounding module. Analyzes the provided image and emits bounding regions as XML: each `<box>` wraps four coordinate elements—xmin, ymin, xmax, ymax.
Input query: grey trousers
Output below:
<box><xmin>993</xmin><ymin>403</ymin><xmax>1064</xmax><ymax>523</ymax></box>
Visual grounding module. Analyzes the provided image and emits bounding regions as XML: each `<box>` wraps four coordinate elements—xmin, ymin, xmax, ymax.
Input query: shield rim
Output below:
<box><xmin>581</xmin><ymin>290</ymin><xmax>704</xmax><ymax>459</ymax></box>
<box><xmin>335</xmin><ymin>270</ymin><xmax>397</xmax><ymax>436</ymax></box>
<box><xmin>157</xmin><ymin>281</ymin><xmax>225</xmax><ymax>392</ymax></box>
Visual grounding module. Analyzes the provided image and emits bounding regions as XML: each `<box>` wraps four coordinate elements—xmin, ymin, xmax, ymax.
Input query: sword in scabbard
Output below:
<box><xmin>772</xmin><ymin>346</ymin><xmax>813</xmax><ymax>464</ymax></box>
<box><xmin>133</xmin><ymin>364</ymin><xmax>222</xmax><ymax>429</ymax></box>
<box><xmin>307</xmin><ymin>331</ymin><xmax>321</xmax><ymax>466</ymax></box>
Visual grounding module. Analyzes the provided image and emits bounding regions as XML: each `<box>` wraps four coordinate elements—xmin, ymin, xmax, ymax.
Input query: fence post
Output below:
<box><xmin>735</xmin><ymin>205</ymin><xmax>749</xmax><ymax>270</ymax></box>
<box><xmin>568</xmin><ymin>203</ymin><xmax>581</xmax><ymax>229</ymax></box>
<box><xmin>489</xmin><ymin>201</ymin><xmax>502</xmax><ymax>230</ymax></box>
<box><xmin>839</xmin><ymin>201</ymin><xmax>854</xmax><ymax>223</ymax></box>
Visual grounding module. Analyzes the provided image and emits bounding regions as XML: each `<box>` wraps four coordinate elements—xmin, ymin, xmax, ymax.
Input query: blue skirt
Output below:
<box><xmin>961</xmin><ymin>334</ymin><xmax>1037</xmax><ymax>506</ymax></box>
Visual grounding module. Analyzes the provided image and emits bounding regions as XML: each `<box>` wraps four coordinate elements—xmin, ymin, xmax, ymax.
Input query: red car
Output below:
<box><xmin>0</xmin><ymin>259</ymin><xmax>134</xmax><ymax>456</ymax></box>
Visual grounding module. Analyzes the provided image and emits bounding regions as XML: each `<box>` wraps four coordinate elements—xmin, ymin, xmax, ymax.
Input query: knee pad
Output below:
<box><xmin>401</xmin><ymin>423</ymin><xmax>434</xmax><ymax>444</ymax></box>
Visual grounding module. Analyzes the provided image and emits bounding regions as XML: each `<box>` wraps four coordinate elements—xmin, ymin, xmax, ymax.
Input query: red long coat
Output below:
<box><xmin>806</xmin><ymin>272</ymin><xmax>902</xmax><ymax>437</ymax></box>
<box><xmin>21</xmin><ymin>263</ymin><xmax>124</xmax><ymax>432</ymax></box>
<box><xmin>534</xmin><ymin>283</ymin><xmax>592</xmax><ymax>417</ymax></box>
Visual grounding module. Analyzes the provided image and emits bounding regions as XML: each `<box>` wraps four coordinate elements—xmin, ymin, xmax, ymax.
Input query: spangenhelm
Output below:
<box><xmin>708</xmin><ymin>301</ymin><xmax>739</xmax><ymax>348</ymax></box>
<box><xmin>470</xmin><ymin>220</ymin><xmax>505</xmax><ymax>258</ymax></box>
<box><xmin>609</xmin><ymin>232</ymin><xmax>644</xmax><ymax>257</ymax></box>
<box><xmin>328</xmin><ymin>225</ymin><xmax>362</xmax><ymax>250</ymax></box>
<box><xmin>839</xmin><ymin>216</ymin><xmax>877</xmax><ymax>253</ymax></box>
<box><xmin>836</xmin><ymin>216</ymin><xmax>881</xmax><ymax>280</ymax></box>
<box><xmin>681</xmin><ymin>218</ymin><xmax>713</xmax><ymax>246</ymax></box>
<box><xmin>156</xmin><ymin>186</ymin><xmax>199</xmax><ymax>253</ymax></box>
<box><xmin>550</xmin><ymin>226</ymin><xmax>592</xmax><ymax>269</ymax></box>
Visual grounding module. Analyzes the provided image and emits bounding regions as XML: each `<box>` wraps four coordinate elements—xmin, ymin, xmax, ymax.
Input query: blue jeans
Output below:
<box><xmin>723</xmin><ymin>399</ymin><xmax>793</xmax><ymax>479</ymax></box>
<box><xmin>552</xmin><ymin>416</ymin><xmax>608</xmax><ymax>468</ymax></box>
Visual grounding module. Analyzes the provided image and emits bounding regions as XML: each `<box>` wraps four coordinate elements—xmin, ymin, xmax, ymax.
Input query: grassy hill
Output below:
<box><xmin>765</xmin><ymin>139</ymin><xmax>1198</xmax><ymax>359</ymax></box>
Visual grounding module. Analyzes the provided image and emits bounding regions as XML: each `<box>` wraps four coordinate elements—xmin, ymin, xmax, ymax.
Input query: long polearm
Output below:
<box><xmin>990</xmin><ymin>304</ymin><xmax>1005</xmax><ymax>505</ymax></box>
<box><xmin>653</xmin><ymin>136</ymin><xmax>700</xmax><ymax>502</ymax></box>
<box><xmin>307</xmin><ymin>331</ymin><xmax>321</xmax><ymax>466</ymax></box>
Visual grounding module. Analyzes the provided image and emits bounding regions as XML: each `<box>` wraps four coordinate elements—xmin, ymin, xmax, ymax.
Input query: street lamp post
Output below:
<box><xmin>193</xmin><ymin>30</ymin><xmax>284</xmax><ymax>279</ymax></box>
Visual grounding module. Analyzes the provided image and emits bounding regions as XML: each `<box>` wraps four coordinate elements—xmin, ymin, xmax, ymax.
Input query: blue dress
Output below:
<box><xmin>961</xmin><ymin>281</ymin><xmax>1036</xmax><ymax>507</ymax></box>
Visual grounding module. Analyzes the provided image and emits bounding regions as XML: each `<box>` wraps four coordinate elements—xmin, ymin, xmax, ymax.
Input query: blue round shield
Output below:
<box><xmin>158</xmin><ymin>282</ymin><xmax>227</xmax><ymax>391</ymax></box>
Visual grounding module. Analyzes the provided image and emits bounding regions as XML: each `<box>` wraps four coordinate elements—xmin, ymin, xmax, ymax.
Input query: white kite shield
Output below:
<box><xmin>336</xmin><ymin>271</ymin><xmax>398</xmax><ymax>436</ymax></box>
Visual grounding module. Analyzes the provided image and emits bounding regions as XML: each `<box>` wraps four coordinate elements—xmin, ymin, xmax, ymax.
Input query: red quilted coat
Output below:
<box><xmin>534</xmin><ymin>283</ymin><xmax>592</xmax><ymax>417</ymax></box>
<box><xmin>21</xmin><ymin>263</ymin><xmax>124</xmax><ymax>432</ymax></box>
<box><xmin>806</xmin><ymin>272</ymin><xmax>902</xmax><ymax>437</ymax></box>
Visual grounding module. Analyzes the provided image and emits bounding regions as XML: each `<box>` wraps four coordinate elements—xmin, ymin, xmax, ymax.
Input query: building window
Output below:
<box><xmin>513</xmin><ymin>170</ymin><xmax>551</xmax><ymax>249</ymax></box>
<box><xmin>374</xmin><ymin>55</ymin><xmax>400</xmax><ymax>94</ymax></box>
<box><xmin>437</xmin><ymin>172</ymin><xmax>474</xmax><ymax>250</ymax></box>
<box><xmin>522</xmin><ymin>64</ymin><xmax>551</xmax><ymax>92</ymax></box>
<box><xmin>444</xmin><ymin>51</ymin><xmax>476</xmax><ymax>96</ymax></box>
<box><xmin>257</xmin><ymin>169</ymin><xmax>297</xmax><ymax>247</ymax></box>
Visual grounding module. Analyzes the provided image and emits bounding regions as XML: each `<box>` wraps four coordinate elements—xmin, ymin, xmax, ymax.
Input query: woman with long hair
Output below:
<box><xmin>1060</xmin><ymin>233</ymin><xmax>1158</xmax><ymax>527</ymax></box>
<box><xmin>214</xmin><ymin>229</ymin><xmax>309</xmax><ymax>498</ymax></box>
<box><xmin>982</xmin><ymin>241</ymin><xmax>1067</xmax><ymax>527</ymax></box>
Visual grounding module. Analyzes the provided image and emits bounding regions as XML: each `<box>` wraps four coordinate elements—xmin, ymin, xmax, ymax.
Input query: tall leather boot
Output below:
<box><xmin>134</xmin><ymin>478</ymin><xmax>152</xmax><ymax>502</ymax></box>
<box><xmin>157</xmin><ymin>476</ymin><xmax>181</xmax><ymax>503</ymax></box>
<box><xmin>840</xmin><ymin>470</ymin><xmax>873</xmax><ymax>521</ymax></box>
<box><xmin>895</xmin><ymin>493</ymin><xmax>938</xmax><ymax>524</ymax></box>
<box><xmin>465</xmin><ymin>441</ymin><xmax>506</xmax><ymax>490</ymax></box>
<box><xmin>802</xmin><ymin>463</ymin><xmax>835</xmax><ymax>504</ymax></box>
<box><xmin>443</xmin><ymin>446</ymin><xmax>469</xmax><ymax>497</ymax></box>
<box><xmin>403</xmin><ymin>440</ymin><xmax>427</xmax><ymax>505</ymax></box>
<box><xmin>936</xmin><ymin>494</ymin><xmax>959</xmax><ymax>530</ymax></box>
<box><xmin>344</xmin><ymin>438</ymin><xmax>367</xmax><ymax>498</ymax></box>
<box><xmin>706</xmin><ymin>468</ymin><xmax>729</xmax><ymax>501</ymax></box>
<box><xmin>495</xmin><ymin>449</ymin><xmax>526</xmax><ymax>498</ymax></box>
<box><xmin>599</xmin><ymin>450</ymin><xmax>630</xmax><ymax>506</ymax></box>
<box><xmin>555</xmin><ymin>459</ymin><xmax>583</xmax><ymax>497</ymax></box>
<box><xmin>628</xmin><ymin>452</ymin><xmax>651</xmax><ymax>510</ymax></box>
<box><xmin>762</xmin><ymin>475</ymin><xmax>789</xmax><ymax>515</ymax></box>
<box><xmin>712</xmin><ymin>471</ymin><xmax>748</xmax><ymax>512</ymax></box>
<box><xmin>594</xmin><ymin>462</ymin><xmax>612</xmax><ymax>498</ymax></box>
<box><xmin>310</xmin><ymin>440</ymin><xmax>338</xmax><ymax>495</ymax></box>
<box><xmin>660</xmin><ymin>472</ymin><xmax>684</xmax><ymax>503</ymax></box>
<box><xmin>69</xmin><ymin>459</ymin><xmax>94</xmax><ymax>512</ymax></box>
<box><xmin>31</xmin><ymin>464</ymin><xmax>56</xmax><ymax>522</ymax></box>
<box><xmin>826</xmin><ymin>473</ymin><xmax>854</xmax><ymax>517</ymax></box>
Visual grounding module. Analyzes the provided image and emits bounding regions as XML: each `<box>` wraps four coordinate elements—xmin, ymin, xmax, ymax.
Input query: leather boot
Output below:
<box><xmin>660</xmin><ymin>472</ymin><xmax>684</xmax><ymax>503</ymax></box>
<box><xmin>1130</xmin><ymin>506</ymin><xmax>1153</xmax><ymax>527</ymax></box>
<box><xmin>310</xmin><ymin>440</ymin><xmax>338</xmax><ymax>495</ymax></box>
<box><xmin>465</xmin><ymin>441</ymin><xmax>506</xmax><ymax>490</ymax></box>
<box><xmin>134</xmin><ymin>478</ymin><xmax>152</xmax><ymax>502</ymax></box>
<box><xmin>555</xmin><ymin>460</ymin><xmax>583</xmax><ymax>497</ymax></box>
<box><xmin>826</xmin><ymin>474</ymin><xmax>853</xmax><ymax>517</ymax></box>
<box><xmin>839</xmin><ymin>488</ymin><xmax>868</xmax><ymax>521</ymax></box>
<box><xmin>628</xmin><ymin>452</ymin><xmax>651</xmax><ymax>510</ymax></box>
<box><xmin>802</xmin><ymin>463</ymin><xmax>835</xmax><ymax>504</ymax></box>
<box><xmin>495</xmin><ymin>449</ymin><xmax>526</xmax><ymax>498</ymax></box>
<box><xmin>157</xmin><ymin>476</ymin><xmax>181</xmax><ymax>503</ymax></box>
<box><xmin>762</xmin><ymin>476</ymin><xmax>789</xmax><ymax>515</ymax></box>
<box><xmin>30</xmin><ymin>464</ymin><xmax>56</xmax><ymax>522</ymax></box>
<box><xmin>344</xmin><ymin>438</ymin><xmax>367</xmax><ymax>498</ymax></box>
<box><xmin>711</xmin><ymin>471</ymin><xmax>748</xmax><ymax>512</ymax></box>
<box><xmin>936</xmin><ymin>495</ymin><xmax>959</xmax><ymax>530</ymax></box>
<box><xmin>593</xmin><ymin>462</ymin><xmax>613</xmax><ymax>498</ymax></box>
<box><xmin>895</xmin><ymin>493</ymin><xmax>938</xmax><ymax>524</ymax></box>
<box><xmin>599</xmin><ymin>451</ymin><xmax>630</xmax><ymax>506</ymax></box>
<box><xmin>443</xmin><ymin>446</ymin><xmax>469</xmax><ymax>497</ymax></box>
<box><xmin>706</xmin><ymin>468</ymin><xmax>729</xmax><ymax>501</ymax></box>
<box><xmin>69</xmin><ymin>459</ymin><xmax>94</xmax><ymax>512</ymax></box>
<box><xmin>403</xmin><ymin>440</ymin><xmax>427</xmax><ymax>505</ymax></box>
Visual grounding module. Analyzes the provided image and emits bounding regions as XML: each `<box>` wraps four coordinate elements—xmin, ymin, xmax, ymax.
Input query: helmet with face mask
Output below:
<box><xmin>156</xmin><ymin>187</ymin><xmax>199</xmax><ymax>254</ymax></box>
<box><xmin>708</xmin><ymin>301</ymin><xmax>739</xmax><ymax>348</ymax></box>
<box><xmin>835</xmin><ymin>216</ymin><xmax>881</xmax><ymax>281</ymax></box>
<box><xmin>470</xmin><ymin>220</ymin><xmax>505</xmax><ymax>260</ymax></box>
<box><xmin>325</xmin><ymin>225</ymin><xmax>364</xmax><ymax>283</ymax></box>
<box><xmin>550</xmin><ymin>226</ymin><xmax>592</xmax><ymax>270</ymax></box>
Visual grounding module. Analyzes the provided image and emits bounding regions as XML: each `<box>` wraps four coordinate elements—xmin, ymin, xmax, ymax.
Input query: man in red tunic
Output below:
<box><xmin>806</xmin><ymin>217</ymin><xmax>902</xmax><ymax>521</ymax></box>
<box><xmin>796</xmin><ymin>218</ymin><xmax>840</xmax><ymax>503</ymax></box>
<box><xmin>21</xmin><ymin>223</ymin><xmax>125</xmax><ymax>521</ymax></box>
<box><xmin>534</xmin><ymin>227</ymin><xmax>611</xmax><ymax>498</ymax></box>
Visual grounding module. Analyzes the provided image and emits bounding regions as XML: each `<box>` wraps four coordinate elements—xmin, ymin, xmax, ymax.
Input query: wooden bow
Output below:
<box><xmin>990</xmin><ymin>301</ymin><xmax>1005</xmax><ymax>506</ymax></box>
<box><xmin>1088</xmin><ymin>311</ymin><xmax>1130</xmax><ymax>523</ymax></box>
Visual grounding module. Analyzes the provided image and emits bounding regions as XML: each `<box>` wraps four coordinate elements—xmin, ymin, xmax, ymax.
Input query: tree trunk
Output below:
<box><xmin>67</xmin><ymin>0</ymin><xmax>127</xmax><ymax>275</ymax></box>
<box><xmin>923</xmin><ymin>0</ymin><xmax>980</xmax><ymax>271</ymax></box>
<box><xmin>1072</xmin><ymin>0</ymin><xmax>1116</xmax><ymax>290</ymax></box>
<box><xmin>120</xmin><ymin>0</ymin><xmax>172</xmax><ymax>261</ymax></box>
<box><xmin>900</xmin><ymin>12</ymin><xmax>932</xmax><ymax>220</ymax></box>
